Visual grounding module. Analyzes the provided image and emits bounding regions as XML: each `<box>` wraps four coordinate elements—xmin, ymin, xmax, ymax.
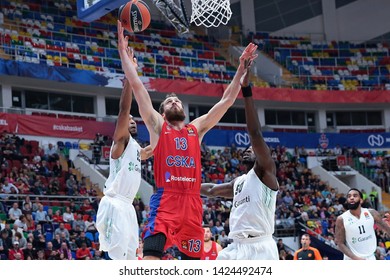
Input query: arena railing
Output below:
<box><xmin>0</xmin><ymin>193</ymin><xmax>97</xmax><ymax>208</ymax></box>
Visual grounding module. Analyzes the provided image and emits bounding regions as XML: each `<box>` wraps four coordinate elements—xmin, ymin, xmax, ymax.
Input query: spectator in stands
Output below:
<box><xmin>2</xmin><ymin>177</ymin><xmax>19</xmax><ymax>194</ymax></box>
<box><xmin>80</xmin><ymin>199</ymin><xmax>95</xmax><ymax>216</ymax></box>
<box><xmin>141</xmin><ymin>205</ymin><xmax>150</xmax><ymax>223</ymax></box>
<box><xmin>44</xmin><ymin>143</ymin><xmax>59</xmax><ymax>163</ymax></box>
<box><xmin>44</xmin><ymin>241</ymin><xmax>59</xmax><ymax>260</ymax></box>
<box><xmin>76</xmin><ymin>231</ymin><xmax>92</xmax><ymax>249</ymax></box>
<box><xmin>2</xmin><ymin>143</ymin><xmax>16</xmax><ymax>160</ymax></box>
<box><xmin>58</xmin><ymin>242</ymin><xmax>72</xmax><ymax>260</ymax></box>
<box><xmin>217</xmin><ymin>230</ymin><xmax>229</xmax><ymax>248</ymax></box>
<box><xmin>293</xmin><ymin>234</ymin><xmax>322</xmax><ymax>260</ymax></box>
<box><xmin>25</xmin><ymin>214</ymin><xmax>35</xmax><ymax>232</ymax></box>
<box><xmin>282</xmin><ymin>191</ymin><xmax>294</xmax><ymax>207</ymax></box>
<box><xmin>54</xmin><ymin>223</ymin><xmax>70</xmax><ymax>240</ymax></box>
<box><xmin>0</xmin><ymin>229</ymin><xmax>12</xmax><ymax>259</ymax></box>
<box><xmin>369</xmin><ymin>187</ymin><xmax>379</xmax><ymax>210</ymax></box>
<box><xmin>35</xmin><ymin>250</ymin><xmax>45</xmax><ymax>260</ymax></box>
<box><xmin>46</xmin><ymin>183</ymin><xmax>59</xmax><ymax>195</ymax></box>
<box><xmin>52</xmin><ymin>160</ymin><xmax>62</xmax><ymax>177</ymax></box>
<box><xmin>32</xmin><ymin>224</ymin><xmax>43</xmax><ymax>239</ymax></box>
<box><xmin>69</xmin><ymin>200</ymin><xmax>79</xmax><ymax>214</ymax></box>
<box><xmin>277</xmin><ymin>238</ymin><xmax>286</xmax><ymax>253</ymax></box>
<box><xmin>69</xmin><ymin>225</ymin><xmax>81</xmax><ymax>239</ymax></box>
<box><xmin>66</xmin><ymin>175</ymin><xmax>77</xmax><ymax>196</ymax></box>
<box><xmin>25</xmin><ymin>232</ymin><xmax>34</xmax><ymax>245</ymax></box>
<box><xmin>23</xmin><ymin>242</ymin><xmax>35</xmax><ymax>260</ymax></box>
<box><xmin>279</xmin><ymin>249</ymin><xmax>288</xmax><ymax>260</ymax></box>
<box><xmin>68</xmin><ymin>237</ymin><xmax>78</xmax><ymax>252</ymax></box>
<box><xmin>32</xmin><ymin>234</ymin><xmax>46</xmax><ymax>252</ymax></box>
<box><xmin>30</xmin><ymin>179</ymin><xmax>45</xmax><ymax>196</ymax></box>
<box><xmin>333</xmin><ymin>145</ymin><xmax>342</xmax><ymax>155</ymax></box>
<box><xmin>59</xmin><ymin>232</ymin><xmax>70</xmax><ymax>247</ymax></box>
<box><xmin>315</xmin><ymin>145</ymin><xmax>326</xmax><ymax>156</ymax></box>
<box><xmin>93</xmin><ymin>250</ymin><xmax>104</xmax><ymax>260</ymax></box>
<box><xmin>31</xmin><ymin>197</ymin><xmax>40</xmax><ymax>212</ymax></box>
<box><xmin>14</xmin><ymin>215</ymin><xmax>27</xmax><ymax>232</ymax></box>
<box><xmin>22</xmin><ymin>202</ymin><xmax>32</xmax><ymax>216</ymax></box>
<box><xmin>92</xmin><ymin>141</ymin><xmax>102</xmax><ymax>165</ymax></box>
<box><xmin>52</xmin><ymin>210</ymin><xmax>64</xmax><ymax>224</ymax></box>
<box><xmin>8</xmin><ymin>240</ymin><xmax>24</xmax><ymax>260</ymax></box>
<box><xmin>76</xmin><ymin>242</ymin><xmax>92</xmax><ymax>260</ymax></box>
<box><xmin>34</xmin><ymin>204</ymin><xmax>48</xmax><ymax>225</ymax></box>
<box><xmin>84</xmin><ymin>216</ymin><xmax>97</xmax><ymax>235</ymax></box>
<box><xmin>8</xmin><ymin>202</ymin><xmax>22</xmax><ymax>222</ymax></box>
<box><xmin>51</xmin><ymin>234</ymin><xmax>62</xmax><ymax>250</ymax></box>
<box><xmin>38</xmin><ymin>160</ymin><xmax>52</xmax><ymax>177</ymax></box>
<box><xmin>63</xmin><ymin>206</ymin><xmax>75</xmax><ymax>226</ymax></box>
<box><xmin>12</xmin><ymin>223</ymin><xmax>24</xmax><ymax>237</ymax></box>
<box><xmin>73</xmin><ymin>214</ymin><xmax>86</xmax><ymax>232</ymax></box>
<box><xmin>214</xmin><ymin>220</ymin><xmax>224</xmax><ymax>234</ymax></box>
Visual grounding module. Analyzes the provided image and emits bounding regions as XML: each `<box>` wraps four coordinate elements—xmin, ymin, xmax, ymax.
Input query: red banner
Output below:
<box><xmin>148</xmin><ymin>78</ymin><xmax>390</xmax><ymax>103</ymax></box>
<box><xmin>0</xmin><ymin>113</ymin><xmax>115</xmax><ymax>140</ymax></box>
<box><xmin>0</xmin><ymin>113</ymin><xmax>18</xmax><ymax>133</ymax></box>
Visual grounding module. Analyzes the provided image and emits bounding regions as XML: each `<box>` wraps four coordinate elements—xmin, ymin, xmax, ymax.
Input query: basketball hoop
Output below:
<box><xmin>191</xmin><ymin>0</ymin><xmax>232</xmax><ymax>28</ymax></box>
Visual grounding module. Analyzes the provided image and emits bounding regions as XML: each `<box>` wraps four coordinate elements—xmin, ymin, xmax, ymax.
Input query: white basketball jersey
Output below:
<box><xmin>341</xmin><ymin>208</ymin><xmax>376</xmax><ymax>259</ymax></box>
<box><xmin>104</xmin><ymin>136</ymin><xmax>141</xmax><ymax>200</ymax></box>
<box><xmin>228</xmin><ymin>169</ymin><xmax>278</xmax><ymax>239</ymax></box>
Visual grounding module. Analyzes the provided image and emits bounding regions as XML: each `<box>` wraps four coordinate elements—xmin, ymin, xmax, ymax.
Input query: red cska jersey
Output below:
<box><xmin>201</xmin><ymin>242</ymin><xmax>219</xmax><ymax>260</ymax></box>
<box><xmin>153</xmin><ymin>122</ymin><xmax>201</xmax><ymax>193</ymax></box>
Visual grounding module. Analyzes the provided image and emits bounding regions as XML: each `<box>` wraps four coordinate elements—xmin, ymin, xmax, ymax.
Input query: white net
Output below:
<box><xmin>191</xmin><ymin>0</ymin><xmax>232</xmax><ymax>28</ymax></box>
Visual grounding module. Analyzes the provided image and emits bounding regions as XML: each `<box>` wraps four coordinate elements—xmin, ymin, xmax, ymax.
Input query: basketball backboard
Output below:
<box><xmin>77</xmin><ymin>0</ymin><xmax>128</xmax><ymax>22</ymax></box>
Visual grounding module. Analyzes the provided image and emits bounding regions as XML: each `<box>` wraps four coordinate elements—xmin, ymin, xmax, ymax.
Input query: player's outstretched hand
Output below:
<box><xmin>117</xmin><ymin>21</ymin><xmax>129</xmax><ymax>56</ymax></box>
<box><xmin>238</xmin><ymin>43</ymin><xmax>258</xmax><ymax>75</ymax></box>
<box><xmin>126</xmin><ymin>46</ymin><xmax>138</xmax><ymax>68</ymax></box>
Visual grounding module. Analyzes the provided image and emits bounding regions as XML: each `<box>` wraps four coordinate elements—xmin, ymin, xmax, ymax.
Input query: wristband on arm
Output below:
<box><xmin>241</xmin><ymin>85</ymin><xmax>252</xmax><ymax>97</ymax></box>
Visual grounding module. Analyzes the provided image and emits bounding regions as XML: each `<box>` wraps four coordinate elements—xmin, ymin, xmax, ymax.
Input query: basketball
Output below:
<box><xmin>118</xmin><ymin>0</ymin><xmax>151</xmax><ymax>33</ymax></box>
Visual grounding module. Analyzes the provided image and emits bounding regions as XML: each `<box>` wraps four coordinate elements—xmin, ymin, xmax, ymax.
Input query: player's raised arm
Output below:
<box><xmin>241</xmin><ymin>66</ymin><xmax>278</xmax><ymax>191</ymax></box>
<box><xmin>191</xmin><ymin>43</ymin><xmax>258</xmax><ymax>140</ymax></box>
<box><xmin>117</xmin><ymin>20</ymin><xmax>163</xmax><ymax>148</ymax></box>
<box><xmin>111</xmin><ymin>77</ymin><xmax>133</xmax><ymax>159</ymax></box>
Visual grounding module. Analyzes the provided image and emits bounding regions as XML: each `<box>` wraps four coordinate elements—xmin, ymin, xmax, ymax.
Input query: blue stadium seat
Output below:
<box><xmin>45</xmin><ymin>232</ymin><xmax>53</xmax><ymax>242</ymax></box>
<box><xmin>43</xmin><ymin>223</ymin><xmax>53</xmax><ymax>233</ymax></box>
<box><xmin>85</xmin><ymin>232</ymin><xmax>94</xmax><ymax>242</ymax></box>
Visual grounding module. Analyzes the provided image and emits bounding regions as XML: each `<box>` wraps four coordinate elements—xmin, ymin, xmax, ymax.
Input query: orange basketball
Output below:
<box><xmin>118</xmin><ymin>0</ymin><xmax>151</xmax><ymax>33</ymax></box>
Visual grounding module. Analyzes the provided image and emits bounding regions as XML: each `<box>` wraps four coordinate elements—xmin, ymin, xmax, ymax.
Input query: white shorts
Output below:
<box><xmin>96</xmin><ymin>195</ymin><xmax>138</xmax><ymax>260</ymax></box>
<box><xmin>217</xmin><ymin>235</ymin><xmax>279</xmax><ymax>260</ymax></box>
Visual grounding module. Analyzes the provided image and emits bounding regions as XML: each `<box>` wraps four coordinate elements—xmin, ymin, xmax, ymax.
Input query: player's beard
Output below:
<box><xmin>347</xmin><ymin>202</ymin><xmax>360</xmax><ymax>210</ymax></box>
<box><xmin>165</xmin><ymin>107</ymin><xmax>185</xmax><ymax>122</ymax></box>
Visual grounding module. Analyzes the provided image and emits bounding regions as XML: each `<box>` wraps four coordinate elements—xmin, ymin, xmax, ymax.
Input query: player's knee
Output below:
<box><xmin>143</xmin><ymin>233</ymin><xmax>167</xmax><ymax>259</ymax></box>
